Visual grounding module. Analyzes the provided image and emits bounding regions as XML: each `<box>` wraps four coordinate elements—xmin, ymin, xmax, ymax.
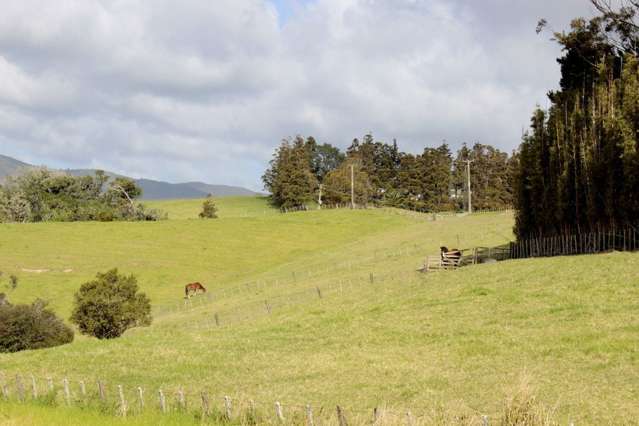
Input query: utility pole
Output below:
<box><xmin>465</xmin><ymin>159</ymin><xmax>473</xmax><ymax>214</ymax></box>
<box><xmin>350</xmin><ymin>164</ymin><xmax>355</xmax><ymax>209</ymax></box>
<box><xmin>318</xmin><ymin>184</ymin><xmax>323</xmax><ymax>210</ymax></box>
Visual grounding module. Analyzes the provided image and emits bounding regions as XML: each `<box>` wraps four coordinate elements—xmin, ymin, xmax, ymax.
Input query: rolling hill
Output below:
<box><xmin>1</xmin><ymin>202</ymin><xmax>637</xmax><ymax>424</ymax></box>
<box><xmin>0</xmin><ymin>154</ymin><xmax>259</xmax><ymax>199</ymax></box>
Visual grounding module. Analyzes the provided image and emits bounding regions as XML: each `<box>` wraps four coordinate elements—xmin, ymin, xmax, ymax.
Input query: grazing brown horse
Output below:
<box><xmin>185</xmin><ymin>282</ymin><xmax>207</xmax><ymax>298</ymax></box>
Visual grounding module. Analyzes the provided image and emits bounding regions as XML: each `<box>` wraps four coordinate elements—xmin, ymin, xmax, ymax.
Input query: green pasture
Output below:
<box><xmin>144</xmin><ymin>196</ymin><xmax>277</xmax><ymax>220</ymax></box>
<box><xmin>0</xmin><ymin>197</ymin><xmax>637</xmax><ymax>424</ymax></box>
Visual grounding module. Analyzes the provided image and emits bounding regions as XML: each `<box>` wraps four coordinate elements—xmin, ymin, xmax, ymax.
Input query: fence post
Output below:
<box><xmin>158</xmin><ymin>389</ymin><xmax>167</xmax><ymax>413</ymax></box>
<box><xmin>316</xmin><ymin>286</ymin><xmax>322</xmax><ymax>299</ymax></box>
<box><xmin>406</xmin><ymin>410</ymin><xmax>414</xmax><ymax>425</ymax></box>
<box><xmin>201</xmin><ymin>391</ymin><xmax>210</xmax><ymax>417</ymax></box>
<box><xmin>98</xmin><ymin>380</ymin><xmax>106</xmax><ymax>402</ymax></box>
<box><xmin>306</xmin><ymin>404</ymin><xmax>314</xmax><ymax>426</ymax></box>
<box><xmin>79</xmin><ymin>380</ymin><xmax>86</xmax><ymax>398</ymax></box>
<box><xmin>275</xmin><ymin>401</ymin><xmax>284</xmax><ymax>422</ymax></box>
<box><xmin>15</xmin><ymin>375</ymin><xmax>24</xmax><ymax>402</ymax></box>
<box><xmin>178</xmin><ymin>388</ymin><xmax>186</xmax><ymax>411</ymax></box>
<box><xmin>1</xmin><ymin>378</ymin><xmax>8</xmax><ymax>400</ymax></box>
<box><xmin>336</xmin><ymin>405</ymin><xmax>348</xmax><ymax>426</ymax></box>
<box><xmin>47</xmin><ymin>376</ymin><xmax>54</xmax><ymax>394</ymax></box>
<box><xmin>482</xmin><ymin>415</ymin><xmax>489</xmax><ymax>426</ymax></box>
<box><xmin>63</xmin><ymin>377</ymin><xmax>70</xmax><ymax>405</ymax></box>
<box><xmin>30</xmin><ymin>374</ymin><xmax>38</xmax><ymax>399</ymax></box>
<box><xmin>137</xmin><ymin>386</ymin><xmax>144</xmax><ymax>410</ymax></box>
<box><xmin>224</xmin><ymin>395</ymin><xmax>232</xmax><ymax>419</ymax></box>
<box><xmin>118</xmin><ymin>385</ymin><xmax>127</xmax><ymax>417</ymax></box>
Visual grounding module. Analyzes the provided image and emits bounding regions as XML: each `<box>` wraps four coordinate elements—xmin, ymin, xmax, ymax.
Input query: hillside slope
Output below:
<box><xmin>0</xmin><ymin>206</ymin><xmax>637</xmax><ymax>424</ymax></box>
<box><xmin>0</xmin><ymin>154</ymin><xmax>31</xmax><ymax>181</ymax></box>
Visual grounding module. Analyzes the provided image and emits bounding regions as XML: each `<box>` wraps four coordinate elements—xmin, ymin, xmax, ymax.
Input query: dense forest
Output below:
<box><xmin>514</xmin><ymin>1</ymin><xmax>639</xmax><ymax>238</ymax></box>
<box><xmin>262</xmin><ymin>135</ymin><xmax>514</xmax><ymax>212</ymax></box>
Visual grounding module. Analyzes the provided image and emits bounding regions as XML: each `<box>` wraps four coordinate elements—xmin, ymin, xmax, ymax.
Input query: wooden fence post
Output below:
<box><xmin>158</xmin><ymin>389</ymin><xmax>167</xmax><ymax>413</ymax></box>
<box><xmin>98</xmin><ymin>380</ymin><xmax>106</xmax><ymax>402</ymax></box>
<box><xmin>306</xmin><ymin>404</ymin><xmax>314</xmax><ymax>426</ymax></box>
<box><xmin>1</xmin><ymin>379</ymin><xmax>8</xmax><ymax>400</ymax></box>
<box><xmin>201</xmin><ymin>391</ymin><xmax>210</xmax><ymax>417</ymax></box>
<box><xmin>406</xmin><ymin>410</ymin><xmax>414</xmax><ymax>425</ymax></box>
<box><xmin>178</xmin><ymin>388</ymin><xmax>186</xmax><ymax>410</ymax></box>
<box><xmin>224</xmin><ymin>395</ymin><xmax>232</xmax><ymax>419</ymax></box>
<box><xmin>79</xmin><ymin>380</ymin><xmax>86</xmax><ymax>398</ymax></box>
<box><xmin>30</xmin><ymin>375</ymin><xmax>37</xmax><ymax>399</ymax></box>
<box><xmin>275</xmin><ymin>401</ymin><xmax>284</xmax><ymax>422</ymax></box>
<box><xmin>482</xmin><ymin>414</ymin><xmax>489</xmax><ymax>426</ymax></box>
<box><xmin>63</xmin><ymin>377</ymin><xmax>70</xmax><ymax>405</ymax></box>
<box><xmin>336</xmin><ymin>405</ymin><xmax>348</xmax><ymax>426</ymax></box>
<box><xmin>137</xmin><ymin>386</ymin><xmax>144</xmax><ymax>410</ymax></box>
<box><xmin>118</xmin><ymin>385</ymin><xmax>127</xmax><ymax>417</ymax></box>
<box><xmin>316</xmin><ymin>287</ymin><xmax>322</xmax><ymax>299</ymax></box>
<box><xmin>214</xmin><ymin>313</ymin><xmax>220</xmax><ymax>326</ymax></box>
<box><xmin>47</xmin><ymin>376</ymin><xmax>54</xmax><ymax>394</ymax></box>
<box><xmin>15</xmin><ymin>375</ymin><xmax>24</xmax><ymax>402</ymax></box>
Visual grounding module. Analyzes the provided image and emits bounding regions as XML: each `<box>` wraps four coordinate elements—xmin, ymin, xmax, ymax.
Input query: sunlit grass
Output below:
<box><xmin>0</xmin><ymin>199</ymin><xmax>637</xmax><ymax>424</ymax></box>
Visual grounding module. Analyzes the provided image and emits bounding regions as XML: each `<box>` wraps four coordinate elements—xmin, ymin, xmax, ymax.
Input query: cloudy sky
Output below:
<box><xmin>0</xmin><ymin>0</ymin><xmax>596</xmax><ymax>190</ymax></box>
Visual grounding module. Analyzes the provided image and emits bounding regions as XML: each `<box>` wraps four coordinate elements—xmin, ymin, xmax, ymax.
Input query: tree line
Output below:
<box><xmin>0</xmin><ymin>168</ymin><xmax>164</xmax><ymax>222</ymax></box>
<box><xmin>513</xmin><ymin>1</ymin><xmax>639</xmax><ymax>238</ymax></box>
<box><xmin>262</xmin><ymin>135</ymin><xmax>515</xmax><ymax>212</ymax></box>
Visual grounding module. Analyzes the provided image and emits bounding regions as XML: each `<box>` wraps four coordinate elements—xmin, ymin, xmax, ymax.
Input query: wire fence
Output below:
<box><xmin>511</xmin><ymin>226</ymin><xmax>639</xmax><ymax>259</ymax></box>
<box><xmin>0</xmin><ymin>371</ymin><xmax>518</xmax><ymax>425</ymax></box>
<box><xmin>152</xmin><ymin>241</ymin><xmax>442</xmax><ymax>319</ymax></box>
<box><xmin>278</xmin><ymin>204</ymin><xmax>513</xmax><ymax>218</ymax></box>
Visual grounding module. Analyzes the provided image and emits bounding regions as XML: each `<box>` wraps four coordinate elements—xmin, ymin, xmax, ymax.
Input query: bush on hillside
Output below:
<box><xmin>0</xmin><ymin>168</ymin><xmax>165</xmax><ymax>223</ymax></box>
<box><xmin>199</xmin><ymin>194</ymin><xmax>218</xmax><ymax>219</ymax></box>
<box><xmin>0</xmin><ymin>298</ymin><xmax>74</xmax><ymax>353</ymax></box>
<box><xmin>70</xmin><ymin>269</ymin><xmax>152</xmax><ymax>339</ymax></box>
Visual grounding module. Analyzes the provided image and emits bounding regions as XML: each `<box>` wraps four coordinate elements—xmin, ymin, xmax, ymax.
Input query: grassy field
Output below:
<box><xmin>0</xmin><ymin>197</ymin><xmax>638</xmax><ymax>425</ymax></box>
<box><xmin>144</xmin><ymin>196</ymin><xmax>278</xmax><ymax>220</ymax></box>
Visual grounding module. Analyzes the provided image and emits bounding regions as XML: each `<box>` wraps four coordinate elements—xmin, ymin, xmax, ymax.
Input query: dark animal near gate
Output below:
<box><xmin>440</xmin><ymin>246</ymin><xmax>462</xmax><ymax>265</ymax></box>
<box><xmin>185</xmin><ymin>282</ymin><xmax>207</xmax><ymax>298</ymax></box>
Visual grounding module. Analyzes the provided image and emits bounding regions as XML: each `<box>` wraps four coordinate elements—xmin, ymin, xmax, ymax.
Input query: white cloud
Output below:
<box><xmin>0</xmin><ymin>0</ymin><xmax>594</xmax><ymax>190</ymax></box>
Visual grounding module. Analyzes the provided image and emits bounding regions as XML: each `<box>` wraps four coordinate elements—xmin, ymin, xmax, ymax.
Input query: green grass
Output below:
<box><xmin>144</xmin><ymin>196</ymin><xmax>277</xmax><ymax>220</ymax></box>
<box><xmin>0</xmin><ymin>198</ymin><xmax>637</xmax><ymax>424</ymax></box>
<box><xmin>0</xmin><ymin>400</ymin><xmax>218</xmax><ymax>425</ymax></box>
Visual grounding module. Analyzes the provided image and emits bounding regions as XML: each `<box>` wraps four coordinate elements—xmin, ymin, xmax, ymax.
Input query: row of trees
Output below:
<box><xmin>514</xmin><ymin>1</ymin><xmax>639</xmax><ymax>238</ymax></box>
<box><xmin>262</xmin><ymin>135</ymin><xmax>515</xmax><ymax>212</ymax></box>
<box><xmin>0</xmin><ymin>169</ymin><xmax>164</xmax><ymax>222</ymax></box>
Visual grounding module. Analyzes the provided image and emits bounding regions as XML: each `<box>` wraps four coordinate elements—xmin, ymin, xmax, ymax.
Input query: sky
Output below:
<box><xmin>0</xmin><ymin>0</ymin><xmax>597</xmax><ymax>190</ymax></box>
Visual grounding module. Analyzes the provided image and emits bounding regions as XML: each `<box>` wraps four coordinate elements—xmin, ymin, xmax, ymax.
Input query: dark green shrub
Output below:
<box><xmin>199</xmin><ymin>194</ymin><xmax>218</xmax><ymax>219</ymax></box>
<box><xmin>0</xmin><ymin>298</ymin><xmax>74</xmax><ymax>353</ymax></box>
<box><xmin>70</xmin><ymin>269</ymin><xmax>152</xmax><ymax>339</ymax></box>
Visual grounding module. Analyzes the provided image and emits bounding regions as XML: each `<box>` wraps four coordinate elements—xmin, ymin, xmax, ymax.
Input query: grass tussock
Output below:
<box><xmin>499</xmin><ymin>374</ymin><xmax>558</xmax><ymax>426</ymax></box>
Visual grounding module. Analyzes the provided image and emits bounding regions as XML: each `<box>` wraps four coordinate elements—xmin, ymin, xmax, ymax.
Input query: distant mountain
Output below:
<box><xmin>0</xmin><ymin>154</ymin><xmax>32</xmax><ymax>182</ymax></box>
<box><xmin>0</xmin><ymin>154</ymin><xmax>260</xmax><ymax>199</ymax></box>
<box><xmin>133</xmin><ymin>179</ymin><xmax>257</xmax><ymax>200</ymax></box>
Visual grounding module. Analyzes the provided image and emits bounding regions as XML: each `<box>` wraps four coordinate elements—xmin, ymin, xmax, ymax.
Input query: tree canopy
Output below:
<box><xmin>263</xmin><ymin>135</ymin><xmax>514</xmax><ymax>212</ymax></box>
<box><xmin>0</xmin><ymin>169</ymin><xmax>164</xmax><ymax>222</ymax></box>
<box><xmin>513</xmin><ymin>5</ymin><xmax>639</xmax><ymax>238</ymax></box>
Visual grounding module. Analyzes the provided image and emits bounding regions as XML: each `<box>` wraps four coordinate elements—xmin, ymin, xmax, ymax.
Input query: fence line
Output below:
<box><xmin>157</xmin><ymin>266</ymin><xmax>429</xmax><ymax>330</ymax></box>
<box><xmin>279</xmin><ymin>203</ymin><xmax>513</xmax><ymax>217</ymax></box>
<box><xmin>0</xmin><ymin>371</ymin><xmax>529</xmax><ymax>425</ymax></box>
<box><xmin>510</xmin><ymin>226</ymin><xmax>639</xmax><ymax>260</ymax></box>
<box><xmin>152</xmin><ymin>241</ymin><xmax>443</xmax><ymax>319</ymax></box>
